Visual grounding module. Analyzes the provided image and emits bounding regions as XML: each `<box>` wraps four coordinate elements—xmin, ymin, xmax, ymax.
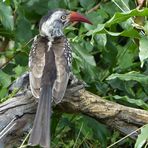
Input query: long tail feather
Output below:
<box><xmin>28</xmin><ymin>85</ymin><xmax>52</xmax><ymax>148</ymax></box>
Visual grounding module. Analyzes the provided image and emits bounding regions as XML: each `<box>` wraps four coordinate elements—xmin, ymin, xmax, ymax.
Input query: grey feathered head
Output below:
<box><xmin>39</xmin><ymin>9</ymin><xmax>92</xmax><ymax>38</ymax></box>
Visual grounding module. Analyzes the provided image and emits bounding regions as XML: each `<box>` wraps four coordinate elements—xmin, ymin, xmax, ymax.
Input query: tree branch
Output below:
<box><xmin>0</xmin><ymin>74</ymin><xmax>148</xmax><ymax>147</ymax></box>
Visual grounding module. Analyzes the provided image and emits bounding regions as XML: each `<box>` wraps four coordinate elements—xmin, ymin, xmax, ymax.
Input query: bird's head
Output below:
<box><xmin>39</xmin><ymin>9</ymin><xmax>92</xmax><ymax>38</ymax></box>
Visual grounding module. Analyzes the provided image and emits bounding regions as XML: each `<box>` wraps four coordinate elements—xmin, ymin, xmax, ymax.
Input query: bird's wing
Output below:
<box><xmin>52</xmin><ymin>37</ymin><xmax>72</xmax><ymax>103</ymax></box>
<box><xmin>29</xmin><ymin>35</ymin><xmax>48</xmax><ymax>98</ymax></box>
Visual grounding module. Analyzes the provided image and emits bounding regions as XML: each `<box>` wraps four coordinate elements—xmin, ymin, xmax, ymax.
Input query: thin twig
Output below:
<box><xmin>18</xmin><ymin>129</ymin><xmax>32</xmax><ymax>148</ymax></box>
<box><xmin>0</xmin><ymin>37</ymin><xmax>35</xmax><ymax>70</ymax></box>
<box><xmin>0</xmin><ymin>117</ymin><xmax>16</xmax><ymax>137</ymax></box>
<box><xmin>73</xmin><ymin>123</ymin><xmax>83</xmax><ymax>148</ymax></box>
<box><xmin>136</xmin><ymin>0</ymin><xmax>146</xmax><ymax>9</ymax></box>
<box><xmin>144</xmin><ymin>141</ymin><xmax>148</xmax><ymax>148</ymax></box>
<box><xmin>0</xmin><ymin>117</ymin><xmax>16</xmax><ymax>139</ymax></box>
<box><xmin>0</xmin><ymin>51</ymin><xmax>20</xmax><ymax>69</ymax></box>
<box><xmin>86</xmin><ymin>3</ymin><xmax>100</xmax><ymax>14</ymax></box>
<box><xmin>107</xmin><ymin>125</ymin><xmax>146</xmax><ymax>148</ymax></box>
<box><xmin>71</xmin><ymin>3</ymin><xmax>100</xmax><ymax>26</ymax></box>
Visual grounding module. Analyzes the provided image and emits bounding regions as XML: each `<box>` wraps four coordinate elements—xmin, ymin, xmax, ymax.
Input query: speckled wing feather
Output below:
<box><xmin>52</xmin><ymin>37</ymin><xmax>72</xmax><ymax>103</ymax></box>
<box><xmin>29</xmin><ymin>35</ymin><xmax>48</xmax><ymax>98</ymax></box>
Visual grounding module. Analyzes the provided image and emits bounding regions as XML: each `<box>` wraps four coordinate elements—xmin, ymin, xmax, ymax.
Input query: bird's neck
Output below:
<box><xmin>39</xmin><ymin>35</ymin><xmax>66</xmax><ymax>52</ymax></box>
<box><xmin>40</xmin><ymin>21</ymin><xmax>64</xmax><ymax>39</ymax></box>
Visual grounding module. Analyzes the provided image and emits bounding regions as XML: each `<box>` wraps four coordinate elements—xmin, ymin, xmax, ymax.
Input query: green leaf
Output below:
<box><xmin>112</xmin><ymin>0</ymin><xmax>130</xmax><ymax>12</ymax></box>
<box><xmin>13</xmin><ymin>65</ymin><xmax>27</xmax><ymax>77</ymax></box>
<box><xmin>107</xmin><ymin>71</ymin><xmax>148</xmax><ymax>84</ymax></box>
<box><xmin>101</xmin><ymin>1</ymin><xmax>119</xmax><ymax>17</ymax></box>
<box><xmin>105</xmin><ymin>8</ymin><xmax>148</xmax><ymax>27</ymax></box>
<box><xmin>87</xmin><ymin>26</ymin><xmax>140</xmax><ymax>38</ymax></box>
<box><xmin>85</xmin><ymin>10</ymin><xmax>108</xmax><ymax>27</ymax></box>
<box><xmin>0</xmin><ymin>88</ymin><xmax>7</xmax><ymax>100</ymax></box>
<box><xmin>26</xmin><ymin>0</ymin><xmax>40</xmax><ymax>6</ymax></box>
<box><xmin>51</xmin><ymin>112</ymin><xmax>62</xmax><ymax>137</ymax></box>
<box><xmin>83</xmin><ymin>116</ymin><xmax>110</xmax><ymax>148</ymax></box>
<box><xmin>139</xmin><ymin>36</ymin><xmax>148</xmax><ymax>67</ymax></box>
<box><xmin>0</xmin><ymin>70</ymin><xmax>11</xmax><ymax>87</ymax></box>
<box><xmin>14</xmin><ymin>52</ymin><xmax>28</xmax><ymax>66</ymax></box>
<box><xmin>135</xmin><ymin>124</ymin><xmax>148</xmax><ymax>148</ymax></box>
<box><xmin>116</xmin><ymin>41</ymin><xmax>138</xmax><ymax>69</ymax></box>
<box><xmin>80</xmin><ymin>0</ymin><xmax>95</xmax><ymax>10</ymax></box>
<box><xmin>15</xmin><ymin>17</ymin><xmax>32</xmax><ymax>43</ymax></box>
<box><xmin>144</xmin><ymin>21</ymin><xmax>148</xmax><ymax>35</ymax></box>
<box><xmin>95</xmin><ymin>34</ymin><xmax>107</xmax><ymax>48</ymax></box>
<box><xmin>66</xmin><ymin>0</ymin><xmax>79</xmax><ymax>10</ymax></box>
<box><xmin>73</xmin><ymin>43</ymin><xmax>96</xmax><ymax>66</ymax></box>
<box><xmin>113</xmin><ymin>95</ymin><xmax>148</xmax><ymax>110</ymax></box>
<box><xmin>105</xmin><ymin>28</ymin><xmax>140</xmax><ymax>38</ymax></box>
<box><xmin>72</xmin><ymin>53</ymin><xmax>82</xmax><ymax>74</ymax></box>
<box><xmin>86</xmin><ymin>24</ymin><xmax>105</xmax><ymax>36</ymax></box>
<box><xmin>0</xmin><ymin>2</ymin><xmax>14</xmax><ymax>30</ymax></box>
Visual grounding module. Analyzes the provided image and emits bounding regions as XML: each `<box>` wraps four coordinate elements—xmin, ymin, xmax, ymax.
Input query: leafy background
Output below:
<box><xmin>0</xmin><ymin>0</ymin><xmax>148</xmax><ymax>147</ymax></box>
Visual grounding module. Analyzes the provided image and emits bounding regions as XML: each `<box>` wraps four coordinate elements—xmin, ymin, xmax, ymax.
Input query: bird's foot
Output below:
<box><xmin>68</xmin><ymin>73</ymin><xmax>86</xmax><ymax>88</ymax></box>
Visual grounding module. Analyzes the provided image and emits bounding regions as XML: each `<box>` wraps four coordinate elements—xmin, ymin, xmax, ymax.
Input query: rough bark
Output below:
<box><xmin>0</xmin><ymin>73</ymin><xmax>148</xmax><ymax>147</ymax></box>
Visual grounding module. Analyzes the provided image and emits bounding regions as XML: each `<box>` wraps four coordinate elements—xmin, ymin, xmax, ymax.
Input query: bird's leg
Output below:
<box><xmin>69</xmin><ymin>72</ymin><xmax>86</xmax><ymax>87</ymax></box>
<box><xmin>9</xmin><ymin>73</ymin><xmax>29</xmax><ymax>92</ymax></box>
<box><xmin>67</xmin><ymin>73</ymin><xmax>85</xmax><ymax>94</ymax></box>
<box><xmin>68</xmin><ymin>73</ymin><xmax>78</xmax><ymax>86</ymax></box>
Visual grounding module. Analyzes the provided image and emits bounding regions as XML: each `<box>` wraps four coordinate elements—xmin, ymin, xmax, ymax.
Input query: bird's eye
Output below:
<box><xmin>61</xmin><ymin>15</ymin><xmax>66</xmax><ymax>20</ymax></box>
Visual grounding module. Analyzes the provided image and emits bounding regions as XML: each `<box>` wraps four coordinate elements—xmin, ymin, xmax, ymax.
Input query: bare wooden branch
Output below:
<box><xmin>0</xmin><ymin>74</ymin><xmax>148</xmax><ymax>147</ymax></box>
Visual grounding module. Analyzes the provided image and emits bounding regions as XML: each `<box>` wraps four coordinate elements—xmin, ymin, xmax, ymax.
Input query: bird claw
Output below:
<box><xmin>9</xmin><ymin>72</ymin><xmax>29</xmax><ymax>93</ymax></box>
<box><xmin>68</xmin><ymin>73</ymin><xmax>85</xmax><ymax>88</ymax></box>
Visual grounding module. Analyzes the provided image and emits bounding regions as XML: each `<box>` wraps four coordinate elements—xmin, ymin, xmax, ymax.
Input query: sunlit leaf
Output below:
<box><xmin>105</xmin><ymin>28</ymin><xmax>140</xmax><ymax>38</ymax></box>
<box><xmin>73</xmin><ymin>43</ymin><xmax>96</xmax><ymax>66</ymax></box>
<box><xmin>15</xmin><ymin>17</ymin><xmax>32</xmax><ymax>43</ymax></box>
<box><xmin>80</xmin><ymin>0</ymin><xmax>95</xmax><ymax>10</ymax></box>
<box><xmin>0</xmin><ymin>88</ymin><xmax>7</xmax><ymax>99</ymax></box>
<box><xmin>86</xmin><ymin>24</ymin><xmax>105</xmax><ymax>36</ymax></box>
<box><xmin>135</xmin><ymin>124</ymin><xmax>148</xmax><ymax>148</ymax></box>
<box><xmin>144</xmin><ymin>21</ymin><xmax>148</xmax><ymax>35</ymax></box>
<box><xmin>113</xmin><ymin>95</ymin><xmax>148</xmax><ymax>110</ymax></box>
<box><xmin>105</xmin><ymin>8</ymin><xmax>148</xmax><ymax>27</ymax></box>
<box><xmin>107</xmin><ymin>71</ymin><xmax>148</xmax><ymax>84</ymax></box>
<box><xmin>112</xmin><ymin>0</ymin><xmax>130</xmax><ymax>12</ymax></box>
<box><xmin>0</xmin><ymin>70</ymin><xmax>11</xmax><ymax>87</ymax></box>
<box><xmin>139</xmin><ymin>36</ymin><xmax>148</xmax><ymax>67</ymax></box>
<box><xmin>0</xmin><ymin>2</ymin><xmax>14</xmax><ymax>30</ymax></box>
<box><xmin>116</xmin><ymin>41</ymin><xmax>138</xmax><ymax>69</ymax></box>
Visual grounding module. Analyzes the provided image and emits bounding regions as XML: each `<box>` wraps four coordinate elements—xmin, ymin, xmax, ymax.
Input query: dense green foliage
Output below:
<box><xmin>0</xmin><ymin>0</ymin><xmax>148</xmax><ymax>147</ymax></box>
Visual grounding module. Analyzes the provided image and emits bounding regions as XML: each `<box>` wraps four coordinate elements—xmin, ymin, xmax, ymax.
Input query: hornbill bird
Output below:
<box><xmin>28</xmin><ymin>9</ymin><xmax>92</xmax><ymax>148</ymax></box>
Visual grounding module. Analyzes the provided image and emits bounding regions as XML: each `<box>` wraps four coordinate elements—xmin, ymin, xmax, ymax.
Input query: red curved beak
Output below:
<box><xmin>69</xmin><ymin>11</ymin><xmax>93</xmax><ymax>25</ymax></box>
